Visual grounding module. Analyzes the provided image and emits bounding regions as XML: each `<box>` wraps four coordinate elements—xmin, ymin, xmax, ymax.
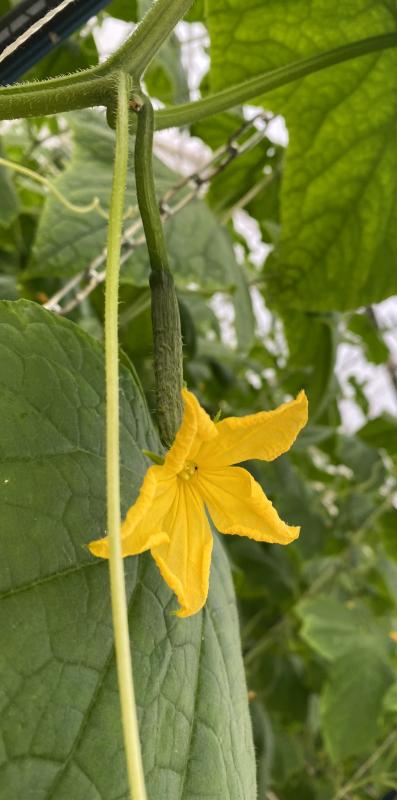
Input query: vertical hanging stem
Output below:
<box><xmin>105</xmin><ymin>72</ymin><xmax>148</xmax><ymax>800</ymax></box>
<box><xmin>134</xmin><ymin>94</ymin><xmax>183</xmax><ymax>447</ymax></box>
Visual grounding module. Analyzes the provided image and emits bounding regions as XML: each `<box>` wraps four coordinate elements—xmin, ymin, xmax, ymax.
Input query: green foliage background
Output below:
<box><xmin>1</xmin><ymin>1</ymin><xmax>397</xmax><ymax>798</ymax></box>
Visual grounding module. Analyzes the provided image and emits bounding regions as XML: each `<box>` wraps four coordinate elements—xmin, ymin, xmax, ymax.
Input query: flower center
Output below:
<box><xmin>179</xmin><ymin>460</ymin><xmax>198</xmax><ymax>481</ymax></box>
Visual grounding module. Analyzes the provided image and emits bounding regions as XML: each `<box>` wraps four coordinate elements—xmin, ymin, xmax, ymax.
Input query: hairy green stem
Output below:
<box><xmin>153</xmin><ymin>32</ymin><xmax>397</xmax><ymax>130</ymax></box>
<box><xmin>0</xmin><ymin>75</ymin><xmax>114</xmax><ymax>120</ymax></box>
<box><xmin>1</xmin><ymin>32</ymin><xmax>395</xmax><ymax>123</ymax></box>
<box><xmin>0</xmin><ymin>0</ymin><xmax>193</xmax><ymax>103</ymax></box>
<box><xmin>105</xmin><ymin>73</ymin><xmax>148</xmax><ymax>800</ymax></box>
<box><xmin>99</xmin><ymin>0</ymin><xmax>195</xmax><ymax>78</ymax></box>
<box><xmin>134</xmin><ymin>95</ymin><xmax>183</xmax><ymax>446</ymax></box>
<box><xmin>0</xmin><ymin>66</ymin><xmax>97</xmax><ymax>96</ymax></box>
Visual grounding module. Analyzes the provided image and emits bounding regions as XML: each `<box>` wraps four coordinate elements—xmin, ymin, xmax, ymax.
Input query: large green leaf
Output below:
<box><xmin>28</xmin><ymin>112</ymin><xmax>240</xmax><ymax>295</ymax></box>
<box><xmin>320</xmin><ymin>646</ymin><xmax>394</xmax><ymax>762</ymax></box>
<box><xmin>0</xmin><ymin>300</ymin><xmax>256</xmax><ymax>799</ymax></box>
<box><xmin>297</xmin><ymin>595</ymin><xmax>391</xmax><ymax>662</ymax></box>
<box><xmin>207</xmin><ymin>1</ymin><xmax>397</xmax><ymax>311</ymax></box>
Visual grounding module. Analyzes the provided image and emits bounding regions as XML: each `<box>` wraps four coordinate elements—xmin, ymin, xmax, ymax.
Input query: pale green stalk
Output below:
<box><xmin>105</xmin><ymin>72</ymin><xmax>148</xmax><ymax>800</ymax></box>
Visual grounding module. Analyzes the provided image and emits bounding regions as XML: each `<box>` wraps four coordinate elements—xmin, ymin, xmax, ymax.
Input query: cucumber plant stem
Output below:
<box><xmin>105</xmin><ymin>72</ymin><xmax>148</xmax><ymax>800</ymax></box>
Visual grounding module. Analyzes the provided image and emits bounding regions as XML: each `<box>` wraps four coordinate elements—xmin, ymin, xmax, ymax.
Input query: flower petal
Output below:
<box><xmin>151</xmin><ymin>481</ymin><xmax>213</xmax><ymax>618</ymax></box>
<box><xmin>198</xmin><ymin>466</ymin><xmax>299</xmax><ymax>544</ymax></box>
<box><xmin>164</xmin><ymin>388</ymin><xmax>217</xmax><ymax>475</ymax></box>
<box><xmin>197</xmin><ymin>391</ymin><xmax>308</xmax><ymax>469</ymax></box>
<box><xmin>88</xmin><ymin>464</ymin><xmax>173</xmax><ymax>559</ymax></box>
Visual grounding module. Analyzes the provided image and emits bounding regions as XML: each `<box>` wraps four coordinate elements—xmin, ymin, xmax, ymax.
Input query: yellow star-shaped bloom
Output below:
<box><xmin>89</xmin><ymin>389</ymin><xmax>308</xmax><ymax>617</ymax></box>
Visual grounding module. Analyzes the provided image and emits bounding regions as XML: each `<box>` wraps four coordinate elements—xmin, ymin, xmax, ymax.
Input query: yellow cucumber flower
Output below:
<box><xmin>89</xmin><ymin>389</ymin><xmax>308</xmax><ymax>617</ymax></box>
